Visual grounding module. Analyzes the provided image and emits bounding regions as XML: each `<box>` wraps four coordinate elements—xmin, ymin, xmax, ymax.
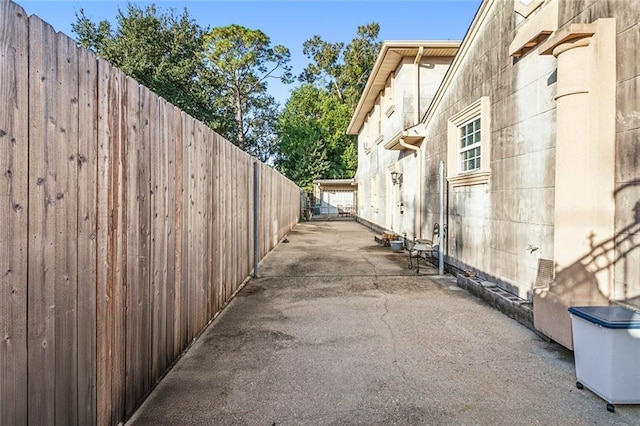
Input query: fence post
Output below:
<box><xmin>253</xmin><ymin>161</ymin><xmax>259</xmax><ymax>278</ymax></box>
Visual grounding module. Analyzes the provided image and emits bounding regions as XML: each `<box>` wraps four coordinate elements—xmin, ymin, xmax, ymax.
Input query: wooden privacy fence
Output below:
<box><xmin>0</xmin><ymin>1</ymin><xmax>302</xmax><ymax>424</ymax></box>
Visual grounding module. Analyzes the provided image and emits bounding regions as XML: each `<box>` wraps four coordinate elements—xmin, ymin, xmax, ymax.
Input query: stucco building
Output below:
<box><xmin>348</xmin><ymin>0</ymin><xmax>640</xmax><ymax>349</ymax></box>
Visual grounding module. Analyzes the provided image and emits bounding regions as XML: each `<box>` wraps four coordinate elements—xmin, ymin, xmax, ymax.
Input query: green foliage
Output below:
<box><xmin>201</xmin><ymin>24</ymin><xmax>292</xmax><ymax>158</ymax></box>
<box><xmin>300</xmin><ymin>22</ymin><xmax>381</xmax><ymax>109</ymax></box>
<box><xmin>275</xmin><ymin>85</ymin><xmax>356</xmax><ymax>190</ymax></box>
<box><xmin>72</xmin><ymin>5</ymin><xmax>376</xmax><ymax>175</ymax></box>
<box><xmin>72</xmin><ymin>4</ymin><xmax>212</xmax><ymax>124</ymax></box>
<box><xmin>276</xmin><ymin>24</ymin><xmax>379</xmax><ymax>187</ymax></box>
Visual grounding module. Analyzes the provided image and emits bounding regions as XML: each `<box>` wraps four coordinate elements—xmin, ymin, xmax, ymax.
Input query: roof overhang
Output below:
<box><xmin>346</xmin><ymin>40</ymin><xmax>460</xmax><ymax>135</ymax></box>
<box><xmin>313</xmin><ymin>179</ymin><xmax>357</xmax><ymax>190</ymax></box>
<box><xmin>383</xmin><ymin>126</ymin><xmax>426</xmax><ymax>151</ymax></box>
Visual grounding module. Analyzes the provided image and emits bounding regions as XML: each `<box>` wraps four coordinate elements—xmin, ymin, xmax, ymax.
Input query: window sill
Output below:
<box><xmin>447</xmin><ymin>170</ymin><xmax>490</xmax><ymax>188</ymax></box>
<box><xmin>374</xmin><ymin>135</ymin><xmax>384</xmax><ymax>145</ymax></box>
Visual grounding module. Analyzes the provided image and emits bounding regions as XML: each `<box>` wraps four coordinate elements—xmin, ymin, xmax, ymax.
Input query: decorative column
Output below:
<box><xmin>534</xmin><ymin>20</ymin><xmax>617</xmax><ymax>349</ymax></box>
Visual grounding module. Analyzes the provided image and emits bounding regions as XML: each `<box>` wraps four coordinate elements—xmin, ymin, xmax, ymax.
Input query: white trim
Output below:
<box><xmin>447</xmin><ymin>96</ymin><xmax>491</xmax><ymax>187</ymax></box>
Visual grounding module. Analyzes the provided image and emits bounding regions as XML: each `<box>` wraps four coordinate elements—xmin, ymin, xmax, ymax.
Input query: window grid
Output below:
<box><xmin>459</xmin><ymin>117</ymin><xmax>481</xmax><ymax>173</ymax></box>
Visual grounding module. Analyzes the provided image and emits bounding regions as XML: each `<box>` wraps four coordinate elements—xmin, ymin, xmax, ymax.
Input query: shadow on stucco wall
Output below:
<box><xmin>539</xmin><ymin>180</ymin><xmax>640</xmax><ymax>310</ymax></box>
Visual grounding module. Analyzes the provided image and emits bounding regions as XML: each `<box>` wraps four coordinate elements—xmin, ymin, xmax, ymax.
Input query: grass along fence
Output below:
<box><xmin>0</xmin><ymin>1</ymin><xmax>302</xmax><ymax>424</ymax></box>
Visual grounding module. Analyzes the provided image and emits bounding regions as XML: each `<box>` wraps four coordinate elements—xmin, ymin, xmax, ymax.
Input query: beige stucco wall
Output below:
<box><xmin>421</xmin><ymin>0</ymin><xmax>557</xmax><ymax>299</ymax></box>
<box><xmin>357</xmin><ymin>56</ymin><xmax>454</xmax><ymax>239</ymax></box>
<box><xmin>357</xmin><ymin>0</ymin><xmax>640</xmax><ymax>340</ymax></box>
<box><xmin>418</xmin><ymin>0</ymin><xmax>639</xmax><ymax>346</ymax></box>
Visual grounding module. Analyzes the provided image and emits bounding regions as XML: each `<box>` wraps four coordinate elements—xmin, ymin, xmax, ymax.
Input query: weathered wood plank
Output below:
<box><xmin>111</xmin><ymin>66</ymin><xmax>128</xmax><ymax>426</ymax></box>
<box><xmin>181</xmin><ymin>112</ymin><xmax>191</xmax><ymax>346</ymax></box>
<box><xmin>96</xmin><ymin>57</ymin><xmax>113</xmax><ymax>426</ymax></box>
<box><xmin>206</xmin><ymin>129</ymin><xmax>215</xmax><ymax>319</ymax></box>
<box><xmin>172</xmin><ymin>108</ymin><xmax>184</xmax><ymax>357</ymax></box>
<box><xmin>124</xmin><ymin>78</ymin><xmax>152</xmax><ymax>417</ymax></box>
<box><xmin>231</xmin><ymin>147</ymin><xmax>239</xmax><ymax>291</ymax></box>
<box><xmin>162</xmin><ymin>100</ymin><xmax>176</xmax><ymax>369</ymax></box>
<box><xmin>199</xmin><ymin>121</ymin><xmax>208</xmax><ymax>328</ymax></box>
<box><xmin>52</xmin><ymin>32</ymin><xmax>80</xmax><ymax>426</ymax></box>
<box><xmin>0</xmin><ymin>2</ymin><xmax>29</xmax><ymax>424</ymax></box>
<box><xmin>77</xmin><ymin>45</ymin><xmax>98</xmax><ymax>426</ymax></box>
<box><xmin>123</xmin><ymin>75</ymin><xmax>139</xmax><ymax>419</ymax></box>
<box><xmin>150</xmin><ymin>95</ymin><xmax>167</xmax><ymax>382</ymax></box>
<box><xmin>194</xmin><ymin>121</ymin><xmax>206</xmax><ymax>328</ymax></box>
<box><xmin>213</xmin><ymin>134</ymin><xmax>222</xmax><ymax>315</ymax></box>
<box><xmin>223</xmin><ymin>139</ymin><xmax>230</xmax><ymax>302</ymax></box>
<box><xmin>27</xmin><ymin>17</ymin><xmax>59</xmax><ymax>425</ymax></box>
<box><xmin>136</xmin><ymin>84</ymin><xmax>152</xmax><ymax>401</ymax></box>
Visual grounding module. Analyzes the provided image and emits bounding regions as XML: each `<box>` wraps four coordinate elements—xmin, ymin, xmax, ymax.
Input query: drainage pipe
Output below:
<box><xmin>399</xmin><ymin>137</ymin><xmax>422</xmax><ymax>239</ymax></box>
<box><xmin>438</xmin><ymin>160</ymin><xmax>445</xmax><ymax>275</ymax></box>
<box><xmin>414</xmin><ymin>46</ymin><xmax>424</xmax><ymax>124</ymax></box>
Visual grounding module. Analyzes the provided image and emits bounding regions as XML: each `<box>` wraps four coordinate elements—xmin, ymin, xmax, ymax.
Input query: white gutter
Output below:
<box><xmin>399</xmin><ymin>136</ymin><xmax>422</xmax><ymax>239</ymax></box>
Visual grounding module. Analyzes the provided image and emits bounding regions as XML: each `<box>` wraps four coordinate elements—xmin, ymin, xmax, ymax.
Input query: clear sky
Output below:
<box><xmin>17</xmin><ymin>0</ymin><xmax>482</xmax><ymax>105</ymax></box>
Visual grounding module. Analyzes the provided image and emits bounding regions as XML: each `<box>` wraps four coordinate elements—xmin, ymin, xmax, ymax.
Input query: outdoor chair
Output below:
<box><xmin>408</xmin><ymin>223</ymin><xmax>440</xmax><ymax>273</ymax></box>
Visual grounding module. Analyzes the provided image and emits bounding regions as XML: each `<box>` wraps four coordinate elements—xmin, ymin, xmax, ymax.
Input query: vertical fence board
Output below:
<box><xmin>206</xmin><ymin>130</ymin><xmax>214</xmax><ymax>319</ymax></box>
<box><xmin>123</xmin><ymin>78</ymin><xmax>139</xmax><ymax>418</ymax></box>
<box><xmin>53</xmin><ymin>33</ymin><xmax>80</xmax><ymax>425</ymax></box>
<box><xmin>27</xmin><ymin>18</ymin><xmax>58</xmax><ymax>425</ymax></box>
<box><xmin>172</xmin><ymin>108</ymin><xmax>184</xmax><ymax>358</ymax></box>
<box><xmin>3</xmin><ymin>5</ymin><xmax>303</xmax><ymax>423</ymax></box>
<box><xmin>96</xmin><ymin>58</ymin><xmax>112</xmax><ymax>426</ymax></box>
<box><xmin>138</xmin><ymin>85</ymin><xmax>152</xmax><ymax>400</ymax></box>
<box><xmin>111</xmin><ymin>66</ymin><xmax>128</xmax><ymax>425</ymax></box>
<box><xmin>196</xmin><ymin>122</ymin><xmax>206</xmax><ymax>331</ymax></box>
<box><xmin>214</xmin><ymin>135</ymin><xmax>222</xmax><ymax>314</ymax></box>
<box><xmin>77</xmin><ymin>46</ymin><xmax>98</xmax><ymax>426</ymax></box>
<box><xmin>181</xmin><ymin>113</ymin><xmax>191</xmax><ymax>345</ymax></box>
<box><xmin>150</xmin><ymin>96</ymin><xmax>168</xmax><ymax>381</ymax></box>
<box><xmin>224</xmin><ymin>141</ymin><xmax>231</xmax><ymax>301</ymax></box>
<box><xmin>163</xmin><ymin>100</ymin><xmax>176</xmax><ymax>369</ymax></box>
<box><xmin>0</xmin><ymin>2</ymin><xmax>28</xmax><ymax>424</ymax></box>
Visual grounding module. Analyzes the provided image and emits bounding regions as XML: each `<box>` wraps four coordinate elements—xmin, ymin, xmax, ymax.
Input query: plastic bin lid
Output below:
<box><xmin>568</xmin><ymin>306</ymin><xmax>640</xmax><ymax>329</ymax></box>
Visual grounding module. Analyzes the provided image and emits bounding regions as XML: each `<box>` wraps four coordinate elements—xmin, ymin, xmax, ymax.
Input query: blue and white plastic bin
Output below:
<box><xmin>568</xmin><ymin>306</ymin><xmax>640</xmax><ymax>411</ymax></box>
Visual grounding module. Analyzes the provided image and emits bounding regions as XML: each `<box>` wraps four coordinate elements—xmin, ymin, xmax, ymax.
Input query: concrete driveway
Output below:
<box><xmin>127</xmin><ymin>220</ymin><xmax>640</xmax><ymax>425</ymax></box>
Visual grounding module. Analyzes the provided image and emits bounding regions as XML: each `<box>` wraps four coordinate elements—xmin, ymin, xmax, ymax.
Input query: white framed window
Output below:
<box><xmin>447</xmin><ymin>97</ymin><xmax>491</xmax><ymax>187</ymax></box>
<box><xmin>459</xmin><ymin>116</ymin><xmax>481</xmax><ymax>173</ymax></box>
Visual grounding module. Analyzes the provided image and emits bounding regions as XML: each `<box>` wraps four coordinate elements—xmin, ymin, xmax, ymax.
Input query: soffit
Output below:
<box><xmin>346</xmin><ymin>41</ymin><xmax>460</xmax><ymax>135</ymax></box>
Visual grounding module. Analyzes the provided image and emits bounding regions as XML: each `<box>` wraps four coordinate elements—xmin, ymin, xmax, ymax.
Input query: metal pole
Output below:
<box><xmin>253</xmin><ymin>161</ymin><xmax>259</xmax><ymax>278</ymax></box>
<box><xmin>439</xmin><ymin>160</ymin><xmax>445</xmax><ymax>275</ymax></box>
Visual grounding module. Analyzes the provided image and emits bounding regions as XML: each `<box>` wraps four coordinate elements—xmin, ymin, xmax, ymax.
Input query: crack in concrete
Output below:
<box><xmin>361</xmin><ymin>252</ymin><xmax>408</xmax><ymax>382</ymax></box>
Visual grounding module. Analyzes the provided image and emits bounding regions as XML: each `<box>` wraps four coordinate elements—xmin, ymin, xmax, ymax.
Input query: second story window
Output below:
<box><xmin>459</xmin><ymin>116</ymin><xmax>481</xmax><ymax>173</ymax></box>
<box><xmin>446</xmin><ymin>96</ymin><xmax>491</xmax><ymax>187</ymax></box>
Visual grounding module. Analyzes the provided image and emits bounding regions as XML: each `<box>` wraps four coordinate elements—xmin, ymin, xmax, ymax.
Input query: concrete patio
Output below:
<box><xmin>127</xmin><ymin>220</ymin><xmax>640</xmax><ymax>425</ymax></box>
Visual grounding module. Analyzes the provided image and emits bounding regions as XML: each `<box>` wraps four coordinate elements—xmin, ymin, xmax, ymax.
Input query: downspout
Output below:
<box><xmin>414</xmin><ymin>46</ymin><xmax>424</xmax><ymax>125</ymax></box>
<box><xmin>438</xmin><ymin>161</ymin><xmax>445</xmax><ymax>275</ymax></box>
<box><xmin>404</xmin><ymin>46</ymin><xmax>425</xmax><ymax>239</ymax></box>
<box><xmin>399</xmin><ymin>136</ymin><xmax>422</xmax><ymax>239</ymax></box>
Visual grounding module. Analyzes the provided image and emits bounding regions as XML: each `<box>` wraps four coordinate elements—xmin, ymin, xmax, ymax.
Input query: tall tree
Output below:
<box><xmin>275</xmin><ymin>84</ymin><xmax>356</xmax><ymax>189</ymax></box>
<box><xmin>72</xmin><ymin>4</ymin><xmax>211</xmax><ymax>124</ymax></box>
<box><xmin>300</xmin><ymin>22</ymin><xmax>381</xmax><ymax>109</ymax></box>
<box><xmin>201</xmin><ymin>24</ymin><xmax>292</xmax><ymax>157</ymax></box>
<box><xmin>275</xmin><ymin>23</ymin><xmax>380</xmax><ymax>185</ymax></box>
